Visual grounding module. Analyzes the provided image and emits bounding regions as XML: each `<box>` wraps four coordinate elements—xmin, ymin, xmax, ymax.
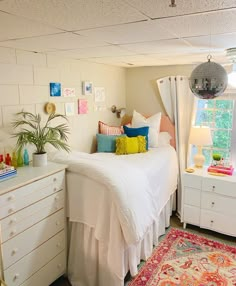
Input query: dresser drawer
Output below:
<box><xmin>20</xmin><ymin>251</ymin><xmax>66</xmax><ymax>286</ymax></box>
<box><xmin>201</xmin><ymin>192</ymin><xmax>236</xmax><ymax>216</ymax></box>
<box><xmin>183</xmin><ymin>205</ymin><xmax>200</xmax><ymax>226</ymax></box>
<box><xmin>2</xmin><ymin>209</ymin><xmax>64</xmax><ymax>269</ymax></box>
<box><xmin>202</xmin><ymin>177</ymin><xmax>236</xmax><ymax>198</ymax></box>
<box><xmin>0</xmin><ymin>171</ymin><xmax>64</xmax><ymax>220</ymax></box>
<box><xmin>4</xmin><ymin>231</ymin><xmax>65</xmax><ymax>286</ymax></box>
<box><xmin>184</xmin><ymin>187</ymin><xmax>201</xmax><ymax>207</ymax></box>
<box><xmin>200</xmin><ymin>209</ymin><xmax>236</xmax><ymax>236</ymax></box>
<box><xmin>183</xmin><ymin>173</ymin><xmax>202</xmax><ymax>189</ymax></box>
<box><xmin>1</xmin><ymin>190</ymin><xmax>64</xmax><ymax>243</ymax></box>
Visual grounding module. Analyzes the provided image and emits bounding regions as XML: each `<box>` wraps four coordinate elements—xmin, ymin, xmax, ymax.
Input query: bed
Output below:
<box><xmin>50</xmin><ymin>115</ymin><xmax>178</xmax><ymax>286</ymax></box>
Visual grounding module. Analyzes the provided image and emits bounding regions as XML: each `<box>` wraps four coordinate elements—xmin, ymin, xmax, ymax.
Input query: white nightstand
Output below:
<box><xmin>182</xmin><ymin>168</ymin><xmax>236</xmax><ymax>237</ymax></box>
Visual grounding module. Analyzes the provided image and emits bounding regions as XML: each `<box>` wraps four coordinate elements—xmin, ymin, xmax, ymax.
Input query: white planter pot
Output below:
<box><xmin>32</xmin><ymin>153</ymin><xmax>47</xmax><ymax>167</ymax></box>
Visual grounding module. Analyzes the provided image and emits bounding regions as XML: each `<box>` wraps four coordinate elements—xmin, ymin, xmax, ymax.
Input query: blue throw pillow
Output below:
<box><xmin>123</xmin><ymin>125</ymin><xmax>149</xmax><ymax>150</ymax></box>
<box><xmin>96</xmin><ymin>134</ymin><xmax>126</xmax><ymax>152</ymax></box>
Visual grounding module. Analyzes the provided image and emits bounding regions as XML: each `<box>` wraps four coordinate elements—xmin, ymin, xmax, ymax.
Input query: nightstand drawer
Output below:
<box><xmin>1</xmin><ymin>190</ymin><xmax>64</xmax><ymax>242</ymax></box>
<box><xmin>20</xmin><ymin>251</ymin><xmax>66</xmax><ymax>286</ymax></box>
<box><xmin>4</xmin><ymin>231</ymin><xmax>65</xmax><ymax>286</ymax></box>
<box><xmin>184</xmin><ymin>187</ymin><xmax>201</xmax><ymax>207</ymax></box>
<box><xmin>202</xmin><ymin>177</ymin><xmax>236</xmax><ymax>198</ymax></box>
<box><xmin>183</xmin><ymin>205</ymin><xmax>200</xmax><ymax>226</ymax></box>
<box><xmin>2</xmin><ymin>209</ymin><xmax>64</xmax><ymax>269</ymax></box>
<box><xmin>201</xmin><ymin>192</ymin><xmax>236</xmax><ymax>216</ymax></box>
<box><xmin>183</xmin><ymin>173</ymin><xmax>202</xmax><ymax>189</ymax></box>
<box><xmin>200</xmin><ymin>210</ymin><xmax>236</xmax><ymax>236</ymax></box>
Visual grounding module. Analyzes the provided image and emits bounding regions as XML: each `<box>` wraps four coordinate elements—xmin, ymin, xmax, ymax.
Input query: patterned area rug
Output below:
<box><xmin>129</xmin><ymin>228</ymin><xmax>236</xmax><ymax>285</ymax></box>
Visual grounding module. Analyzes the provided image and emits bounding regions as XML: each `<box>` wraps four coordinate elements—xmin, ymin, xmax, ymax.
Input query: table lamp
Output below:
<box><xmin>189</xmin><ymin>126</ymin><xmax>213</xmax><ymax>168</ymax></box>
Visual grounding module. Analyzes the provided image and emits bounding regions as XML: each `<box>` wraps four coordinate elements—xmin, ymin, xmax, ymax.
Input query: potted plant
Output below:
<box><xmin>12</xmin><ymin>111</ymin><xmax>70</xmax><ymax>167</ymax></box>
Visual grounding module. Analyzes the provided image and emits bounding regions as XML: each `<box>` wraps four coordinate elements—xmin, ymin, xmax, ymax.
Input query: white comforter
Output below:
<box><xmin>50</xmin><ymin>147</ymin><xmax>178</xmax><ymax>246</ymax></box>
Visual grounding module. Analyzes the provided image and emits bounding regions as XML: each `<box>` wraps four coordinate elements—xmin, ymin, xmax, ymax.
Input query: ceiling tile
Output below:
<box><xmin>184</xmin><ymin>33</ymin><xmax>236</xmax><ymax>51</ymax></box>
<box><xmin>0</xmin><ymin>33</ymin><xmax>108</xmax><ymax>53</ymax></box>
<box><xmin>76</xmin><ymin>20</ymin><xmax>177</xmax><ymax>44</ymax></box>
<box><xmin>126</xmin><ymin>0</ymin><xmax>236</xmax><ymax>19</ymax></box>
<box><xmin>48</xmin><ymin>46</ymin><xmax>136</xmax><ymax>59</ymax></box>
<box><xmin>0</xmin><ymin>11</ymin><xmax>61</xmax><ymax>41</ymax></box>
<box><xmin>159</xmin><ymin>9</ymin><xmax>236</xmax><ymax>39</ymax></box>
<box><xmin>121</xmin><ymin>39</ymin><xmax>192</xmax><ymax>54</ymax></box>
<box><xmin>0</xmin><ymin>0</ymin><xmax>147</xmax><ymax>31</ymax></box>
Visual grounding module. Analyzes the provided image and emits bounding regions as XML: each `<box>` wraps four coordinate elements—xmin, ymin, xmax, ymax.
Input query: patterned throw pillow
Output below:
<box><xmin>123</xmin><ymin>125</ymin><xmax>149</xmax><ymax>150</ymax></box>
<box><xmin>98</xmin><ymin>121</ymin><xmax>123</xmax><ymax>135</ymax></box>
<box><xmin>116</xmin><ymin>136</ymin><xmax>147</xmax><ymax>155</ymax></box>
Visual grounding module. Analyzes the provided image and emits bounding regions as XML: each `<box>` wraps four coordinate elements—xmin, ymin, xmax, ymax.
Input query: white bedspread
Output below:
<box><xmin>50</xmin><ymin>147</ymin><xmax>178</xmax><ymax>246</ymax></box>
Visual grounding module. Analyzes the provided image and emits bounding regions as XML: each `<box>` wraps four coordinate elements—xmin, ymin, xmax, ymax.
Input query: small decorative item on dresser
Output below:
<box><xmin>12</xmin><ymin>111</ymin><xmax>70</xmax><ymax>167</ymax></box>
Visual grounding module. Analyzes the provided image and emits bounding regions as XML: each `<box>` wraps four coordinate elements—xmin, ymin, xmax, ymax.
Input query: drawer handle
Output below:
<box><xmin>54</xmin><ymin>187</ymin><xmax>57</xmax><ymax>192</ymax></box>
<box><xmin>54</xmin><ymin>196</ymin><xmax>59</xmax><ymax>201</ymax></box>
<box><xmin>10</xmin><ymin>229</ymin><xmax>17</xmax><ymax>236</ymax></box>
<box><xmin>212</xmin><ymin>186</ymin><xmax>215</xmax><ymax>191</ymax></box>
<box><xmin>9</xmin><ymin>217</ymin><xmax>17</xmax><ymax>224</ymax></box>
<box><xmin>8</xmin><ymin>207</ymin><xmax>15</xmax><ymax>214</ymax></box>
<box><xmin>56</xmin><ymin>221</ymin><xmax>61</xmax><ymax>226</ymax></box>
<box><xmin>13</xmin><ymin>273</ymin><xmax>20</xmax><ymax>280</ymax></box>
<box><xmin>53</xmin><ymin>178</ymin><xmax>57</xmax><ymax>182</ymax></box>
<box><xmin>11</xmin><ymin>248</ymin><xmax>18</xmax><ymax>255</ymax></box>
<box><xmin>210</xmin><ymin>220</ymin><xmax>214</xmax><ymax>224</ymax></box>
<box><xmin>8</xmin><ymin>194</ymin><xmax>15</xmax><ymax>201</ymax></box>
<box><xmin>57</xmin><ymin>263</ymin><xmax>62</xmax><ymax>269</ymax></box>
<box><xmin>211</xmin><ymin>202</ymin><xmax>215</xmax><ymax>206</ymax></box>
<box><xmin>56</xmin><ymin>242</ymin><xmax>61</xmax><ymax>248</ymax></box>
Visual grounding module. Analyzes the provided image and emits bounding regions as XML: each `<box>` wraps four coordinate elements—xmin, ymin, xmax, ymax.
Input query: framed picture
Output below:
<box><xmin>50</xmin><ymin>82</ymin><xmax>61</xmax><ymax>97</ymax></box>
<box><xmin>82</xmin><ymin>81</ymin><xmax>93</xmax><ymax>95</ymax></box>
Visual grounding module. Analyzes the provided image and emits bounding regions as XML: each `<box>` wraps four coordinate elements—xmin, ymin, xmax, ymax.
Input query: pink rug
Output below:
<box><xmin>129</xmin><ymin>228</ymin><xmax>236</xmax><ymax>285</ymax></box>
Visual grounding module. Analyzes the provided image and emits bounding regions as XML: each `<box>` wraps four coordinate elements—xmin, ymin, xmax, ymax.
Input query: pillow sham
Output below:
<box><xmin>98</xmin><ymin>121</ymin><xmax>123</xmax><ymax>135</ymax></box>
<box><xmin>131</xmin><ymin>110</ymin><xmax>161</xmax><ymax>148</ymax></box>
<box><xmin>96</xmin><ymin>134</ymin><xmax>126</xmax><ymax>153</ymax></box>
<box><xmin>116</xmin><ymin>136</ymin><xmax>147</xmax><ymax>155</ymax></box>
<box><xmin>123</xmin><ymin>125</ymin><xmax>149</xmax><ymax>150</ymax></box>
<box><xmin>157</xmin><ymin>132</ymin><xmax>172</xmax><ymax>147</ymax></box>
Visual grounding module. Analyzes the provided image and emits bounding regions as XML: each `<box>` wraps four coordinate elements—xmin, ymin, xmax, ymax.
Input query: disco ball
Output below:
<box><xmin>189</xmin><ymin>58</ymin><xmax>228</xmax><ymax>99</ymax></box>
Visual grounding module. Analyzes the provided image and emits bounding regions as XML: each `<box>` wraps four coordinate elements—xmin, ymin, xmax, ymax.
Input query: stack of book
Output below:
<box><xmin>207</xmin><ymin>164</ymin><xmax>234</xmax><ymax>176</ymax></box>
<box><xmin>0</xmin><ymin>164</ymin><xmax>17</xmax><ymax>182</ymax></box>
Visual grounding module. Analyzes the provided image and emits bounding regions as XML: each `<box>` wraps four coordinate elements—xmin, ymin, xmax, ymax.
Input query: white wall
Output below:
<box><xmin>126</xmin><ymin>65</ymin><xmax>194</xmax><ymax>116</ymax></box>
<box><xmin>0</xmin><ymin>47</ymin><xmax>126</xmax><ymax>154</ymax></box>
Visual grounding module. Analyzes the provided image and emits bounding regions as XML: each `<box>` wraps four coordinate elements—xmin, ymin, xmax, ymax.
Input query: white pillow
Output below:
<box><xmin>158</xmin><ymin>132</ymin><xmax>172</xmax><ymax>147</ymax></box>
<box><xmin>132</xmin><ymin>110</ymin><xmax>161</xmax><ymax>147</ymax></box>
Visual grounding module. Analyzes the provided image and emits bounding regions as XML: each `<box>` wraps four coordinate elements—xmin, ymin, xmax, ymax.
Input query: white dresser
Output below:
<box><xmin>182</xmin><ymin>168</ymin><xmax>236</xmax><ymax>237</ymax></box>
<box><xmin>0</xmin><ymin>162</ymin><xmax>67</xmax><ymax>286</ymax></box>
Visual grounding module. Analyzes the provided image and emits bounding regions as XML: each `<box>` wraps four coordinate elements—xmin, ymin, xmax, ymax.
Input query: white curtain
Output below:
<box><xmin>157</xmin><ymin>76</ymin><xmax>195</xmax><ymax>215</ymax></box>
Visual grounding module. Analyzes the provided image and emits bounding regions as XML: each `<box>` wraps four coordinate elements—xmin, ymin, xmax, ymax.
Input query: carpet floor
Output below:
<box><xmin>128</xmin><ymin>227</ymin><xmax>236</xmax><ymax>285</ymax></box>
<box><xmin>52</xmin><ymin>214</ymin><xmax>236</xmax><ymax>286</ymax></box>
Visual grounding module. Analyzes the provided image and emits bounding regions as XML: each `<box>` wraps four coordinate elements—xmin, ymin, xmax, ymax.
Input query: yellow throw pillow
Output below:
<box><xmin>116</xmin><ymin>136</ymin><xmax>147</xmax><ymax>155</ymax></box>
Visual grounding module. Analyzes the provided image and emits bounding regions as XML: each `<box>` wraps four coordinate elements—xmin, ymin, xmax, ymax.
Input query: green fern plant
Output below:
<box><xmin>12</xmin><ymin>111</ymin><xmax>70</xmax><ymax>154</ymax></box>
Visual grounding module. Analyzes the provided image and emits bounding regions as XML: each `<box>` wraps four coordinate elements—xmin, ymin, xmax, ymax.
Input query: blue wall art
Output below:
<box><xmin>50</xmin><ymin>82</ymin><xmax>61</xmax><ymax>97</ymax></box>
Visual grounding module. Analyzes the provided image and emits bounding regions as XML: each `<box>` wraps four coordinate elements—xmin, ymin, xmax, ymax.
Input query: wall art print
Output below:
<box><xmin>82</xmin><ymin>81</ymin><xmax>93</xmax><ymax>95</ymax></box>
<box><xmin>50</xmin><ymin>82</ymin><xmax>61</xmax><ymax>97</ymax></box>
<box><xmin>78</xmin><ymin>99</ymin><xmax>88</xmax><ymax>114</ymax></box>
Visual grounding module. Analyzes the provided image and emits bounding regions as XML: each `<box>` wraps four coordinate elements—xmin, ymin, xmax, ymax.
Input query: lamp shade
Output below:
<box><xmin>189</xmin><ymin>126</ymin><xmax>213</xmax><ymax>146</ymax></box>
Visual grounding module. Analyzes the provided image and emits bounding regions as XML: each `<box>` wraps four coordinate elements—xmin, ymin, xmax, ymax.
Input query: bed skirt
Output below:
<box><xmin>67</xmin><ymin>193</ymin><xmax>175</xmax><ymax>286</ymax></box>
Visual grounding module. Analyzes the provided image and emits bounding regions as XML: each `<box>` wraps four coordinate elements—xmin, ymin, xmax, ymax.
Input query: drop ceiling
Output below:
<box><xmin>0</xmin><ymin>0</ymin><xmax>236</xmax><ymax>67</ymax></box>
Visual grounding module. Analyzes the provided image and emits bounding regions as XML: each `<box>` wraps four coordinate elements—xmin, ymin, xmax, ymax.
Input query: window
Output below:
<box><xmin>193</xmin><ymin>99</ymin><xmax>235</xmax><ymax>165</ymax></box>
